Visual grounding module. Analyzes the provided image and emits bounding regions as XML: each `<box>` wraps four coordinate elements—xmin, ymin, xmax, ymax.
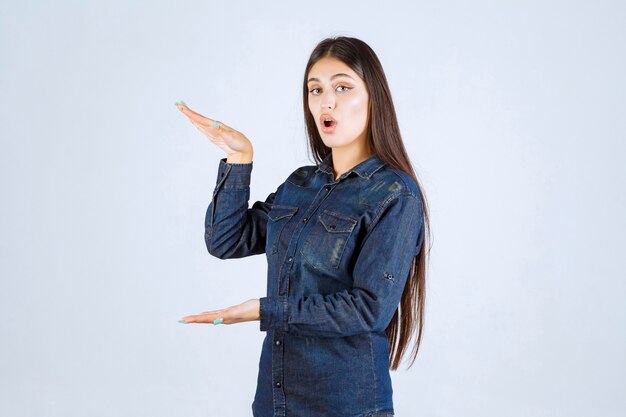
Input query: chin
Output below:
<box><xmin>321</xmin><ymin>137</ymin><xmax>354</xmax><ymax>148</ymax></box>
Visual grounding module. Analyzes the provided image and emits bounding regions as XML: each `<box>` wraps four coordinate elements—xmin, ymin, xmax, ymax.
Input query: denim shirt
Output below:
<box><xmin>205</xmin><ymin>152</ymin><xmax>425</xmax><ymax>417</ymax></box>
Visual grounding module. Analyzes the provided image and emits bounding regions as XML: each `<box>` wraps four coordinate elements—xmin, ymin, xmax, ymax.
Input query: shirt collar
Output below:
<box><xmin>315</xmin><ymin>152</ymin><xmax>386</xmax><ymax>180</ymax></box>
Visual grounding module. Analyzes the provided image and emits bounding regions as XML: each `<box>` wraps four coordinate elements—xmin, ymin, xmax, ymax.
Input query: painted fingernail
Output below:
<box><xmin>213</xmin><ymin>120</ymin><xmax>219</xmax><ymax>129</ymax></box>
<box><xmin>178</xmin><ymin>319</ymin><xmax>189</xmax><ymax>324</ymax></box>
<box><xmin>213</xmin><ymin>318</ymin><xmax>223</xmax><ymax>325</ymax></box>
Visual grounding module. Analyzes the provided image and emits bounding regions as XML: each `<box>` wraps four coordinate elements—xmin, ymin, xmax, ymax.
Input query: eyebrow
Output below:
<box><xmin>307</xmin><ymin>73</ymin><xmax>355</xmax><ymax>83</ymax></box>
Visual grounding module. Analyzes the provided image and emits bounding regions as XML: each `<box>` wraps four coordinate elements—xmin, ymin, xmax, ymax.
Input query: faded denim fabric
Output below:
<box><xmin>205</xmin><ymin>152</ymin><xmax>423</xmax><ymax>417</ymax></box>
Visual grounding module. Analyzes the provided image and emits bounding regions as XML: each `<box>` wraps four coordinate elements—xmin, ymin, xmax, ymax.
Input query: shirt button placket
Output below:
<box><xmin>275</xmin><ymin>252</ymin><xmax>289</xmax><ymax>415</ymax></box>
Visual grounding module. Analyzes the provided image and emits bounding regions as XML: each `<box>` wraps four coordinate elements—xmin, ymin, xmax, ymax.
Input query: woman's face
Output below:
<box><xmin>307</xmin><ymin>57</ymin><xmax>370</xmax><ymax>149</ymax></box>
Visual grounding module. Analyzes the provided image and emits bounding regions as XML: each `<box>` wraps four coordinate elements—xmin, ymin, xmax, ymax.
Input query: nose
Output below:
<box><xmin>320</xmin><ymin>91</ymin><xmax>335</xmax><ymax>110</ymax></box>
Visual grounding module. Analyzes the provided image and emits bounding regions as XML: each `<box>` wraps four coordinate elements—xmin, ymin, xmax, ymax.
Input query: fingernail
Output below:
<box><xmin>213</xmin><ymin>318</ymin><xmax>223</xmax><ymax>325</ymax></box>
<box><xmin>178</xmin><ymin>319</ymin><xmax>189</xmax><ymax>324</ymax></box>
<box><xmin>213</xmin><ymin>120</ymin><xmax>219</xmax><ymax>129</ymax></box>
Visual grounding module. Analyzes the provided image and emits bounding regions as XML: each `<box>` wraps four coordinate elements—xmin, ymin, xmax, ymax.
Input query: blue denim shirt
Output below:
<box><xmin>205</xmin><ymin>152</ymin><xmax>424</xmax><ymax>417</ymax></box>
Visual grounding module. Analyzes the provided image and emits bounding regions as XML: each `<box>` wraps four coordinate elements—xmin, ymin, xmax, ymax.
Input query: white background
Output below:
<box><xmin>1</xmin><ymin>1</ymin><xmax>624</xmax><ymax>416</ymax></box>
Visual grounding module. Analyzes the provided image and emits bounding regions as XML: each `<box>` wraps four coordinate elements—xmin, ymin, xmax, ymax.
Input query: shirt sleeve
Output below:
<box><xmin>205</xmin><ymin>157</ymin><xmax>282</xmax><ymax>259</ymax></box>
<box><xmin>259</xmin><ymin>192</ymin><xmax>425</xmax><ymax>336</ymax></box>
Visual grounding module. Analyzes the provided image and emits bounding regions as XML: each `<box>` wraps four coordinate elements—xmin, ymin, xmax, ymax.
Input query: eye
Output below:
<box><xmin>308</xmin><ymin>85</ymin><xmax>352</xmax><ymax>95</ymax></box>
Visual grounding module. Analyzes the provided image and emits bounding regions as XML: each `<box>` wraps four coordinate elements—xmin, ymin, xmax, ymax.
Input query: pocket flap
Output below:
<box><xmin>268</xmin><ymin>205</ymin><xmax>299</xmax><ymax>221</ymax></box>
<box><xmin>319</xmin><ymin>210</ymin><xmax>357</xmax><ymax>233</ymax></box>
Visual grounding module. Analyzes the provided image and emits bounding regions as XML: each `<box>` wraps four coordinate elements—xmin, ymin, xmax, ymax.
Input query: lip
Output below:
<box><xmin>320</xmin><ymin>114</ymin><xmax>337</xmax><ymax>133</ymax></box>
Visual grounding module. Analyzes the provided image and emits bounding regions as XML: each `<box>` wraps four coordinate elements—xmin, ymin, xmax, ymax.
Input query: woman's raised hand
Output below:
<box><xmin>175</xmin><ymin>101</ymin><xmax>253</xmax><ymax>159</ymax></box>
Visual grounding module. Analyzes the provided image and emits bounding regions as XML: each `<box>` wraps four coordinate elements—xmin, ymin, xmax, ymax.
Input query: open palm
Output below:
<box><xmin>175</xmin><ymin>101</ymin><xmax>253</xmax><ymax>156</ymax></box>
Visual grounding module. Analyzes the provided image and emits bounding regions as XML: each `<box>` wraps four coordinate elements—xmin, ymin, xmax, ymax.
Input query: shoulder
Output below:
<box><xmin>364</xmin><ymin>165</ymin><xmax>422</xmax><ymax>209</ymax></box>
<box><xmin>365</xmin><ymin>167</ymin><xmax>425</xmax><ymax>240</ymax></box>
<box><xmin>385</xmin><ymin>166</ymin><xmax>421</xmax><ymax>199</ymax></box>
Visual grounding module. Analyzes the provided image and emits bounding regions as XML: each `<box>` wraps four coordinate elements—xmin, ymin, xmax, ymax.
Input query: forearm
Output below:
<box><xmin>205</xmin><ymin>154</ymin><xmax>271</xmax><ymax>259</ymax></box>
<box><xmin>259</xmin><ymin>287</ymin><xmax>398</xmax><ymax>337</ymax></box>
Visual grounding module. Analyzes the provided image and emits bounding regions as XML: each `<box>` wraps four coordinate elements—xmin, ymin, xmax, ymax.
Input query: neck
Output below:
<box><xmin>331</xmin><ymin>145</ymin><xmax>374</xmax><ymax>180</ymax></box>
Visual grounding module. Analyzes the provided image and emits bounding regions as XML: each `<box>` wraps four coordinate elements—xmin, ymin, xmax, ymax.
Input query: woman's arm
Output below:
<box><xmin>259</xmin><ymin>192</ymin><xmax>425</xmax><ymax>337</ymax></box>
<box><xmin>205</xmin><ymin>157</ymin><xmax>282</xmax><ymax>259</ymax></box>
<box><xmin>174</xmin><ymin>101</ymin><xmax>275</xmax><ymax>259</ymax></box>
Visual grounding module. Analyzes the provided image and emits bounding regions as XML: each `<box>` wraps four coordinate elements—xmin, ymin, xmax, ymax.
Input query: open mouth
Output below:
<box><xmin>320</xmin><ymin>115</ymin><xmax>337</xmax><ymax>131</ymax></box>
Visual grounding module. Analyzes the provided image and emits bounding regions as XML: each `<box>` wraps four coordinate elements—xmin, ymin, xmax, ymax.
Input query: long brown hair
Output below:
<box><xmin>301</xmin><ymin>36</ymin><xmax>432</xmax><ymax>370</ymax></box>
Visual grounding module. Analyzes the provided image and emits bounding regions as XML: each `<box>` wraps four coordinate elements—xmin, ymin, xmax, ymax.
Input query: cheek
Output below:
<box><xmin>308</xmin><ymin>97</ymin><xmax>319</xmax><ymax>113</ymax></box>
<box><xmin>346</xmin><ymin>95</ymin><xmax>369</xmax><ymax>121</ymax></box>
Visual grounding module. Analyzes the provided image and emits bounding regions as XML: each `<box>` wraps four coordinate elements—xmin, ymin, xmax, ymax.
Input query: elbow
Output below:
<box><xmin>205</xmin><ymin>229</ymin><xmax>227</xmax><ymax>259</ymax></box>
<box><xmin>205</xmin><ymin>242</ymin><xmax>219</xmax><ymax>259</ymax></box>
<box><xmin>206</xmin><ymin>244</ymin><xmax>229</xmax><ymax>260</ymax></box>
<box><xmin>364</xmin><ymin>312</ymin><xmax>390</xmax><ymax>334</ymax></box>
<box><xmin>370</xmin><ymin>317</ymin><xmax>391</xmax><ymax>333</ymax></box>
<box><xmin>358</xmin><ymin>295</ymin><xmax>395</xmax><ymax>334</ymax></box>
<box><xmin>370</xmin><ymin>301</ymin><xmax>399</xmax><ymax>333</ymax></box>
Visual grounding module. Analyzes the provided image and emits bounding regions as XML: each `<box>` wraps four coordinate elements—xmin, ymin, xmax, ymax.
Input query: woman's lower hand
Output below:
<box><xmin>179</xmin><ymin>298</ymin><xmax>261</xmax><ymax>325</ymax></box>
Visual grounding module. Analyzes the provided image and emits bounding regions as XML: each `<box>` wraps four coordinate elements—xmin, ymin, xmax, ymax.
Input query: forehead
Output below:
<box><xmin>307</xmin><ymin>57</ymin><xmax>360</xmax><ymax>83</ymax></box>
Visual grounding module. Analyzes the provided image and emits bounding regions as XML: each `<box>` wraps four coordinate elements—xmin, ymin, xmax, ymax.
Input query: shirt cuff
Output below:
<box><xmin>259</xmin><ymin>296</ymin><xmax>289</xmax><ymax>332</ymax></box>
<box><xmin>216</xmin><ymin>157</ymin><xmax>253</xmax><ymax>189</ymax></box>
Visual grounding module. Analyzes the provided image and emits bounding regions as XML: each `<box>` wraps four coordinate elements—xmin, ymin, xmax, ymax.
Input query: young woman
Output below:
<box><xmin>176</xmin><ymin>36</ymin><xmax>431</xmax><ymax>417</ymax></box>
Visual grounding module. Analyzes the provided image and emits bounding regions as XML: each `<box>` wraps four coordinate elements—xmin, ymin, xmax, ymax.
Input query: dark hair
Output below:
<box><xmin>302</xmin><ymin>36</ymin><xmax>432</xmax><ymax>370</ymax></box>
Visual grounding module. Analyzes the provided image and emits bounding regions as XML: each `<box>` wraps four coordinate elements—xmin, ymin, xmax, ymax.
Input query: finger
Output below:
<box><xmin>174</xmin><ymin>100</ymin><xmax>192</xmax><ymax>114</ymax></box>
<box><xmin>174</xmin><ymin>101</ymin><xmax>207</xmax><ymax>122</ymax></box>
<box><xmin>186</xmin><ymin>111</ymin><xmax>227</xmax><ymax>131</ymax></box>
<box><xmin>175</xmin><ymin>103</ymin><xmax>233</xmax><ymax>135</ymax></box>
<box><xmin>179</xmin><ymin>310</ymin><xmax>226</xmax><ymax>324</ymax></box>
<box><xmin>202</xmin><ymin>309</ymin><xmax>229</xmax><ymax>325</ymax></box>
<box><xmin>200</xmin><ymin>310</ymin><xmax>221</xmax><ymax>315</ymax></box>
<box><xmin>177</xmin><ymin>103</ymin><xmax>203</xmax><ymax>119</ymax></box>
<box><xmin>180</xmin><ymin>314</ymin><xmax>211</xmax><ymax>324</ymax></box>
<box><xmin>175</xmin><ymin>101</ymin><xmax>221</xmax><ymax>129</ymax></box>
<box><xmin>207</xmin><ymin>310</ymin><xmax>228</xmax><ymax>325</ymax></box>
<box><xmin>190</xmin><ymin>119</ymin><xmax>211</xmax><ymax>135</ymax></box>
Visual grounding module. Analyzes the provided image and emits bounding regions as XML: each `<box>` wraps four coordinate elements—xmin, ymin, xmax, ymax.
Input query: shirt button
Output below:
<box><xmin>325</xmin><ymin>185</ymin><xmax>331</xmax><ymax>190</ymax></box>
<box><xmin>303</xmin><ymin>217</ymin><xmax>308</xmax><ymax>222</ymax></box>
<box><xmin>275</xmin><ymin>340</ymin><xmax>281</xmax><ymax>345</ymax></box>
<box><xmin>287</xmin><ymin>256</ymin><xmax>293</xmax><ymax>262</ymax></box>
<box><xmin>275</xmin><ymin>381</ymin><xmax>281</xmax><ymax>388</ymax></box>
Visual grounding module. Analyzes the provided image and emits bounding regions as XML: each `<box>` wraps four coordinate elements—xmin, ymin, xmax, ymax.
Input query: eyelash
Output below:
<box><xmin>309</xmin><ymin>85</ymin><xmax>352</xmax><ymax>95</ymax></box>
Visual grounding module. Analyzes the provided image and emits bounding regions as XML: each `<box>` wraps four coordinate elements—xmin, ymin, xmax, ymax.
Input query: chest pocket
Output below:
<box><xmin>301</xmin><ymin>209</ymin><xmax>358</xmax><ymax>270</ymax></box>
<box><xmin>267</xmin><ymin>205</ymin><xmax>299</xmax><ymax>256</ymax></box>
